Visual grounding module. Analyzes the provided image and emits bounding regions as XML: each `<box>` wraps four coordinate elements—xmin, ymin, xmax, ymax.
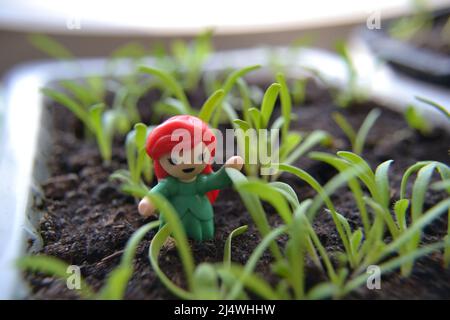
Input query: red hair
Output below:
<box><xmin>146</xmin><ymin>115</ymin><xmax>219</xmax><ymax>203</ymax></box>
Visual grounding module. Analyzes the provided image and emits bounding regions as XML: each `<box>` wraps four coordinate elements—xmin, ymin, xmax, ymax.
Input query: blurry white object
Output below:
<box><xmin>0</xmin><ymin>0</ymin><xmax>449</xmax><ymax>35</ymax></box>
<box><xmin>349</xmin><ymin>32</ymin><xmax>450</xmax><ymax>130</ymax></box>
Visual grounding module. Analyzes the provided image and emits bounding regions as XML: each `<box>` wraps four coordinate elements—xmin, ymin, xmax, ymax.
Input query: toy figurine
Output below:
<box><xmin>138</xmin><ymin>115</ymin><xmax>243</xmax><ymax>241</ymax></box>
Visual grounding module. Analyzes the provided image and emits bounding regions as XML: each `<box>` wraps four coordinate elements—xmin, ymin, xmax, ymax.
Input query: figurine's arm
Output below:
<box><xmin>198</xmin><ymin>156</ymin><xmax>244</xmax><ymax>193</ymax></box>
<box><xmin>138</xmin><ymin>179</ymin><xmax>173</xmax><ymax>217</ymax></box>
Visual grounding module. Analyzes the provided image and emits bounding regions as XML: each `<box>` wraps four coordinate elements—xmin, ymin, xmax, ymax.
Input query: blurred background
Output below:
<box><xmin>0</xmin><ymin>0</ymin><xmax>449</xmax><ymax>76</ymax></box>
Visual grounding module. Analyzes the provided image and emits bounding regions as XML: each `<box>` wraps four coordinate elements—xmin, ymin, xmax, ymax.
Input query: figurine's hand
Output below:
<box><xmin>225</xmin><ymin>156</ymin><xmax>244</xmax><ymax>171</ymax></box>
<box><xmin>138</xmin><ymin>197</ymin><xmax>156</xmax><ymax>217</ymax></box>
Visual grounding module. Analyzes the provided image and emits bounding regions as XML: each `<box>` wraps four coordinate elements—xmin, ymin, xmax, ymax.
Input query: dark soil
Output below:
<box><xmin>25</xmin><ymin>79</ymin><xmax>450</xmax><ymax>300</ymax></box>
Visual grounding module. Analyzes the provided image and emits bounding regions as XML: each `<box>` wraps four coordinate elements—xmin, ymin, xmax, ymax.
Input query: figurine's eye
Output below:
<box><xmin>168</xmin><ymin>157</ymin><xmax>180</xmax><ymax>166</ymax></box>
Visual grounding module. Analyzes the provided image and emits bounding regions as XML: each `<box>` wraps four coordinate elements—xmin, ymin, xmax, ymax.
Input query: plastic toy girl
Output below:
<box><xmin>138</xmin><ymin>115</ymin><xmax>243</xmax><ymax>241</ymax></box>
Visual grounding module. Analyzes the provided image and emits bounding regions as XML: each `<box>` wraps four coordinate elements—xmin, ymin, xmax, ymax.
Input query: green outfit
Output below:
<box><xmin>150</xmin><ymin>166</ymin><xmax>232</xmax><ymax>241</ymax></box>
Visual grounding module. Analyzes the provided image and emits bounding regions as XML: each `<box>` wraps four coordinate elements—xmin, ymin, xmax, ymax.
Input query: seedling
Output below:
<box><xmin>140</xmin><ymin>64</ymin><xmax>260</xmax><ymax>127</ymax></box>
<box><xmin>30</xmin><ymin>34</ymin><xmax>107</xmax><ymax>113</ymax></box>
<box><xmin>308</xmin><ymin>151</ymin><xmax>450</xmax><ymax>275</ymax></box>
<box><xmin>110</xmin><ymin>123</ymin><xmax>154</xmax><ymax>197</ymax></box>
<box><xmin>28</xmin><ymin>33</ymin><xmax>74</xmax><ymax>60</ymax></box>
<box><xmin>108</xmin><ymin>42</ymin><xmax>155</xmax><ymax>124</ymax></box>
<box><xmin>42</xmin><ymin>88</ymin><xmax>127</xmax><ymax>163</ymax></box>
<box><xmin>58</xmin><ymin>78</ymin><xmax>105</xmax><ymax>110</ymax></box>
<box><xmin>404</xmin><ymin>105</ymin><xmax>432</xmax><ymax>135</ymax></box>
<box><xmin>332</xmin><ymin>108</ymin><xmax>381</xmax><ymax>155</ymax></box>
<box><xmin>291</xmin><ymin>78</ymin><xmax>308</xmax><ymax>105</ymax></box>
<box><xmin>333</xmin><ymin>41</ymin><xmax>367</xmax><ymax>108</ymax></box>
<box><xmin>415</xmin><ymin>96</ymin><xmax>450</xmax><ymax>120</ymax></box>
<box><xmin>267</xmin><ymin>36</ymin><xmax>313</xmax><ymax>74</ymax></box>
<box><xmin>170</xmin><ymin>30</ymin><xmax>214</xmax><ymax>92</ymax></box>
<box><xmin>267</xmin><ymin>37</ymin><xmax>312</xmax><ymax>106</ymax></box>
<box><xmin>388</xmin><ymin>0</ymin><xmax>432</xmax><ymax>41</ymax></box>
<box><xmin>228</xmin><ymin>72</ymin><xmax>330</xmax><ymax>178</ymax></box>
<box><xmin>226</xmin><ymin>154</ymin><xmax>450</xmax><ymax>299</ymax></box>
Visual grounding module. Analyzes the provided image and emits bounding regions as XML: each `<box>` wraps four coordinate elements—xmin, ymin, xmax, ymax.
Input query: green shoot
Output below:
<box><xmin>198</xmin><ymin>89</ymin><xmax>225</xmax><ymax>123</ymax></box>
<box><xmin>388</xmin><ymin>0</ymin><xmax>432</xmax><ymax>41</ymax></box>
<box><xmin>332</xmin><ymin>108</ymin><xmax>381</xmax><ymax>155</ymax></box>
<box><xmin>147</xmin><ymin>192</ymin><xmax>195</xmax><ymax>296</ymax></box>
<box><xmin>415</xmin><ymin>96</ymin><xmax>450</xmax><ymax>120</ymax></box>
<box><xmin>308</xmin><ymin>151</ymin><xmax>450</xmax><ymax>278</ymax></box>
<box><xmin>400</xmin><ymin>162</ymin><xmax>450</xmax><ymax>275</ymax></box>
<box><xmin>140</xmin><ymin>66</ymin><xmax>192</xmax><ymax>114</ymax></box>
<box><xmin>141</xmin><ymin>64</ymin><xmax>260</xmax><ymax>126</ymax></box>
<box><xmin>42</xmin><ymin>87</ymin><xmax>127</xmax><ymax>163</ymax></box>
<box><xmin>225</xmin><ymin>168</ymin><xmax>284</xmax><ymax>262</ymax></box>
<box><xmin>227</xmin><ymin>73</ymin><xmax>329</xmax><ymax>179</ymax></box>
<box><xmin>291</xmin><ymin>78</ymin><xmax>308</xmax><ymax>105</ymax></box>
<box><xmin>404</xmin><ymin>105</ymin><xmax>432</xmax><ymax>135</ymax></box>
<box><xmin>107</xmin><ymin>42</ymin><xmax>156</xmax><ymax>124</ymax></box>
<box><xmin>30</xmin><ymin>34</ymin><xmax>107</xmax><ymax>117</ymax></box>
<box><xmin>225</xmin><ymin>225</ymin><xmax>288</xmax><ymax>299</ymax></box>
<box><xmin>333</xmin><ymin>40</ymin><xmax>367</xmax><ymax>108</ymax></box>
<box><xmin>223</xmin><ymin>225</ymin><xmax>248</xmax><ymax>268</ymax></box>
<box><xmin>59</xmin><ymin>79</ymin><xmax>104</xmax><ymax>108</ymax></box>
<box><xmin>111</xmin><ymin>123</ymin><xmax>153</xmax><ymax>197</ymax></box>
<box><xmin>28</xmin><ymin>34</ymin><xmax>74</xmax><ymax>60</ymax></box>
<box><xmin>171</xmin><ymin>30</ymin><xmax>213</xmax><ymax>91</ymax></box>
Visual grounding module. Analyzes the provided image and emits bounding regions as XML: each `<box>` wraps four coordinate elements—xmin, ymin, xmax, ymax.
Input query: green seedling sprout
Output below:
<box><xmin>223</xmin><ymin>225</ymin><xmax>248</xmax><ymax>268</ymax></box>
<box><xmin>140</xmin><ymin>64</ymin><xmax>260</xmax><ymax>126</ymax></box>
<box><xmin>28</xmin><ymin>34</ymin><xmax>74</xmax><ymax>60</ymax></box>
<box><xmin>42</xmin><ymin>88</ymin><xmax>128</xmax><ymax>163</ymax></box>
<box><xmin>333</xmin><ymin>40</ymin><xmax>367</xmax><ymax>108</ymax></box>
<box><xmin>308</xmin><ymin>151</ymin><xmax>450</xmax><ymax>276</ymax></box>
<box><xmin>30</xmin><ymin>34</ymin><xmax>107</xmax><ymax>114</ymax></box>
<box><xmin>388</xmin><ymin>0</ymin><xmax>432</xmax><ymax>41</ymax></box>
<box><xmin>415</xmin><ymin>96</ymin><xmax>450</xmax><ymax>120</ymax></box>
<box><xmin>110</xmin><ymin>123</ymin><xmax>154</xmax><ymax>198</ymax></box>
<box><xmin>398</xmin><ymin>161</ymin><xmax>450</xmax><ymax>274</ymax></box>
<box><xmin>59</xmin><ymin>79</ymin><xmax>105</xmax><ymax>110</ymax></box>
<box><xmin>146</xmin><ymin>31</ymin><xmax>214</xmax><ymax>92</ymax></box>
<box><xmin>225</xmin><ymin>168</ymin><xmax>284</xmax><ymax>262</ymax></box>
<box><xmin>291</xmin><ymin>78</ymin><xmax>308</xmax><ymax>105</ymax></box>
<box><xmin>267</xmin><ymin>37</ymin><xmax>311</xmax><ymax>106</ymax></box>
<box><xmin>228</xmin><ymin>72</ymin><xmax>329</xmax><ymax>179</ymax></box>
<box><xmin>332</xmin><ymin>108</ymin><xmax>381</xmax><ymax>155</ymax></box>
<box><xmin>267</xmin><ymin>36</ymin><xmax>313</xmax><ymax>73</ymax></box>
<box><xmin>107</xmin><ymin>42</ymin><xmax>157</xmax><ymax>124</ymax></box>
<box><xmin>234</xmin><ymin>158</ymin><xmax>449</xmax><ymax>299</ymax></box>
<box><xmin>404</xmin><ymin>105</ymin><xmax>432</xmax><ymax>135</ymax></box>
<box><xmin>228</xmin><ymin>166</ymin><xmax>346</xmax><ymax>297</ymax></box>
<box><xmin>228</xmin><ymin>171</ymin><xmax>353</xmax><ymax>298</ymax></box>
<box><xmin>171</xmin><ymin>30</ymin><xmax>213</xmax><ymax>91</ymax></box>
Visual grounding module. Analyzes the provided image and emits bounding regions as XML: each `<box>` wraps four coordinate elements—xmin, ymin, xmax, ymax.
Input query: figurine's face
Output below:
<box><xmin>159</xmin><ymin>143</ymin><xmax>212</xmax><ymax>181</ymax></box>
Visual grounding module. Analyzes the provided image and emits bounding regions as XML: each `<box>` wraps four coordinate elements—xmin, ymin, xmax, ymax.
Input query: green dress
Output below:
<box><xmin>150</xmin><ymin>166</ymin><xmax>232</xmax><ymax>241</ymax></box>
